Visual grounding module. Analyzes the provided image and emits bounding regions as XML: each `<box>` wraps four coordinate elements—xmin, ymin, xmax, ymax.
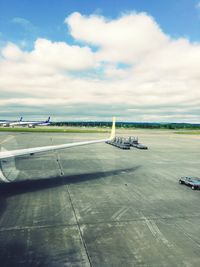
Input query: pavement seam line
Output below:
<box><xmin>66</xmin><ymin>185</ymin><xmax>93</xmax><ymax>267</ymax></box>
<box><xmin>49</xmin><ymin>137</ymin><xmax>92</xmax><ymax>266</ymax></box>
<box><xmin>50</xmin><ymin>137</ymin><xmax>64</xmax><ymax>176</ymax></box>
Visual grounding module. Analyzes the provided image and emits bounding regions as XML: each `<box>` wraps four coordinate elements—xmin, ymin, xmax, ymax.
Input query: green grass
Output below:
<box><xmin>175</xmin><ymin>131</ymin><xmax>200</xmax><ymax>135</ymax></box>
<box><xmin>0</xmin><ymin>127</ymin><xmax>109</xmax><ymax>134</ymax></box>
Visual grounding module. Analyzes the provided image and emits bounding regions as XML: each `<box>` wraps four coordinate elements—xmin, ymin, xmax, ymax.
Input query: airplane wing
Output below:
<box><xmin>0</xmin><ymin>117</ymin><xmax>116</xmax><ymax>160</ymax></box>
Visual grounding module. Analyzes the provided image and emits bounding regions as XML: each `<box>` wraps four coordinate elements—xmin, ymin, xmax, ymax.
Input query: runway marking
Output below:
<box><xmin>116</xmin><ymin>207</ymin><xmax>130</xmax><ymax>220</ymax></box>
<box><xmin>0</xmin><ymin>135</ymin><xmax>14</xmax><ymax>145</ymax></box>
<box><xmin>2</xmin><ymin>214</ymin><xmax>200</xmax><ymax>233</ymax></box>
<box><xmin>111</xmin><ymin>206</ymin><xmax>130</xmax><ymax>221</ymax></box>
<box><xmin>82</xmin><ymin>204</ymin><xmax>92</xmax><ymax>213</ymax></box>
<box><xmin>141</xmin><ymin>214</ymin><xmax>173</xmax><ymax>248</ymax></box>
<box><xmin>174</xmin><ymin>223</ymin><xmax>200</xmax><ymax>248</ymax></box>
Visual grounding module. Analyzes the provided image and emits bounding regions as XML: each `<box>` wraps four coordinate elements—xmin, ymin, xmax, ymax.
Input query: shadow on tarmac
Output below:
<box><xmin>0</xmin><ymin>241</ymin><xmax>62</xmax><ymax>267</ymax></box>
<box><xmin>0</xmin><ymin>167</ymin><xmax>140</xmax><ymax>197</ymax></box>
<box><xmin>0</xmin><ymin>167</ymin><xmax>140</xmax><ymax>266</ymax></box>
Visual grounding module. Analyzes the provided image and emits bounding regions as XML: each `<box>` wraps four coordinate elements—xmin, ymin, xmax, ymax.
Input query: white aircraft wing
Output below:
<box><xmin>0</xmin><ymin>117</ymin><xmax>116</xmax><ymax>160</ymax></box>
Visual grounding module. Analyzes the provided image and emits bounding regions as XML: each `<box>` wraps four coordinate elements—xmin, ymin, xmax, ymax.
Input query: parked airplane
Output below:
<box><xmin>10</xmin><ymin>117</ymin><xmax>51</xmax><ymax>128</ymax></box>
<box><xmin>0</xmin><ymin>117</ymin><xmax>116</xmax><ymax>182</ymax></box>
<box><xmin>0</xmin><ymin>117</ymin><xmax>23</xmax><ymax>127</ymax></box>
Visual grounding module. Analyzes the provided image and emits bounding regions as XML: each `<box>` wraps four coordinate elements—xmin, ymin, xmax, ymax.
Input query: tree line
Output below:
<box><xmin>51</xmin><ymin>121</ymin><xmax>200</xmax><ymax>129</ymax></box>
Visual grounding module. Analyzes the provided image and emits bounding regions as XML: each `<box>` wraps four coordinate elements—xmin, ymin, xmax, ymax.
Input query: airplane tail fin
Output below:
<box><xmin>46</xmin><ymin>116</ymin><xmax>50</xmax><ymax>123</ymax></box>
<box><xmin>19</xmin><ymin>117</ymin><xmax>23</xmax><ymax>121</ymax></box>
<box><xmin>110</xmin><ymin>117</ymin><xmax>116</xmax><ymax>140</ymax></box>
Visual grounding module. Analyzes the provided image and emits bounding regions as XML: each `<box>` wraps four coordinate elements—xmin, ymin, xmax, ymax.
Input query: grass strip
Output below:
<box><xmin>175</xmin><ymin>131</ymin><xmax>200</xmax><ymax>135</ymax></box>
<box><xmin>0</xmin><ymin>127</ymin><xmax>109</xmax><ymax>134</ymax></box>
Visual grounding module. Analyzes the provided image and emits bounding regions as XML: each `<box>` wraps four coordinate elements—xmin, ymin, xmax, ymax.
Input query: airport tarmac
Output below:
<box><xmin>0</xmin><ymin>130</ymin><xmax>200</xmax><ymax>267</ymax></box>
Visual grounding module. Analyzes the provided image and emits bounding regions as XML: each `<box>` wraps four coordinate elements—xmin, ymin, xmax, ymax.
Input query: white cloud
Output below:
<box><xmin>30</xmin><ymin>39</ymin><xmax>96</xmax><ymax>71</ymax></box>
<box><xmin>196</xmin><ymin>2</ymin><xmax>200</xmax><ymax>9</ymax></box>
<box><xmin>0</xmin><ymin>12</ymin><xmax>200</xmax><ymax>122</ymax></box>
<box><xmin>11</xmin><ymin>17</ymin><xmax>36</xmax><ymax>33</ymax></box>
<box><xmin>12</xmin><ymin>17</ymin><xmax>31</xmax><ymax>25</ymax></box>
<box><xmin>1</xmin><ymin>39</ymin><xmax>95</xmax><ymax>71</ymax></box>
<box><xmin>1</xmin><ymin>43</ymin><xmax>25</xmax><ymax>61</ymax></box>
<box><xmin>66</xmin><ymin>12</ymin><xmax>169</xmax><ymax>64</ymax></box>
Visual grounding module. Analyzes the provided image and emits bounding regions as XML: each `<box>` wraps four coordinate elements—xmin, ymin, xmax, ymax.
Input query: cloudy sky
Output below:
<box><xmin>0</xmin><ymin>0</ymin><xmax>200</xmax><ymax>122</ymax></box>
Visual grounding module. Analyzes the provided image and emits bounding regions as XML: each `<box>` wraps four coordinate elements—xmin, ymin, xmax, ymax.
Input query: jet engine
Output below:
<box><xmin>0</xmin><ymin>147</ymin><xmax>19</xmax><ymax>182</ymax></box>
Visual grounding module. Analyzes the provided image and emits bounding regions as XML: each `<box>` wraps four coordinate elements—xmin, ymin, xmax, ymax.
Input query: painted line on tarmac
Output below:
<box><xmin>0</xmin><ymin>135</ymin><xmax>14</xmax><ymax>145</ymax></box>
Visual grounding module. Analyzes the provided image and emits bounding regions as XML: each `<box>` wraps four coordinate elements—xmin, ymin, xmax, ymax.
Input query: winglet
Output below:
<box><xmin>110</xmin><ymin>117</ymin><xmax>116</xmax><ymax>140</ymax></box>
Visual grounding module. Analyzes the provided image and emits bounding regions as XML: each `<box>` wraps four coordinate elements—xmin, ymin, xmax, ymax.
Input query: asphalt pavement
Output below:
<box><xmin>0</xmin><ymin>130</ymin><xmax>200</xmax><ymax>267</ymax></box>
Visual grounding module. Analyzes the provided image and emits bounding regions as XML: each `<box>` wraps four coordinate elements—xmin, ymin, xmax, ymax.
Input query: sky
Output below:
<box><xmin>0</xmin><ymin>0</ymin><xmax>200</xmax><ymax>122</ymax></box>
